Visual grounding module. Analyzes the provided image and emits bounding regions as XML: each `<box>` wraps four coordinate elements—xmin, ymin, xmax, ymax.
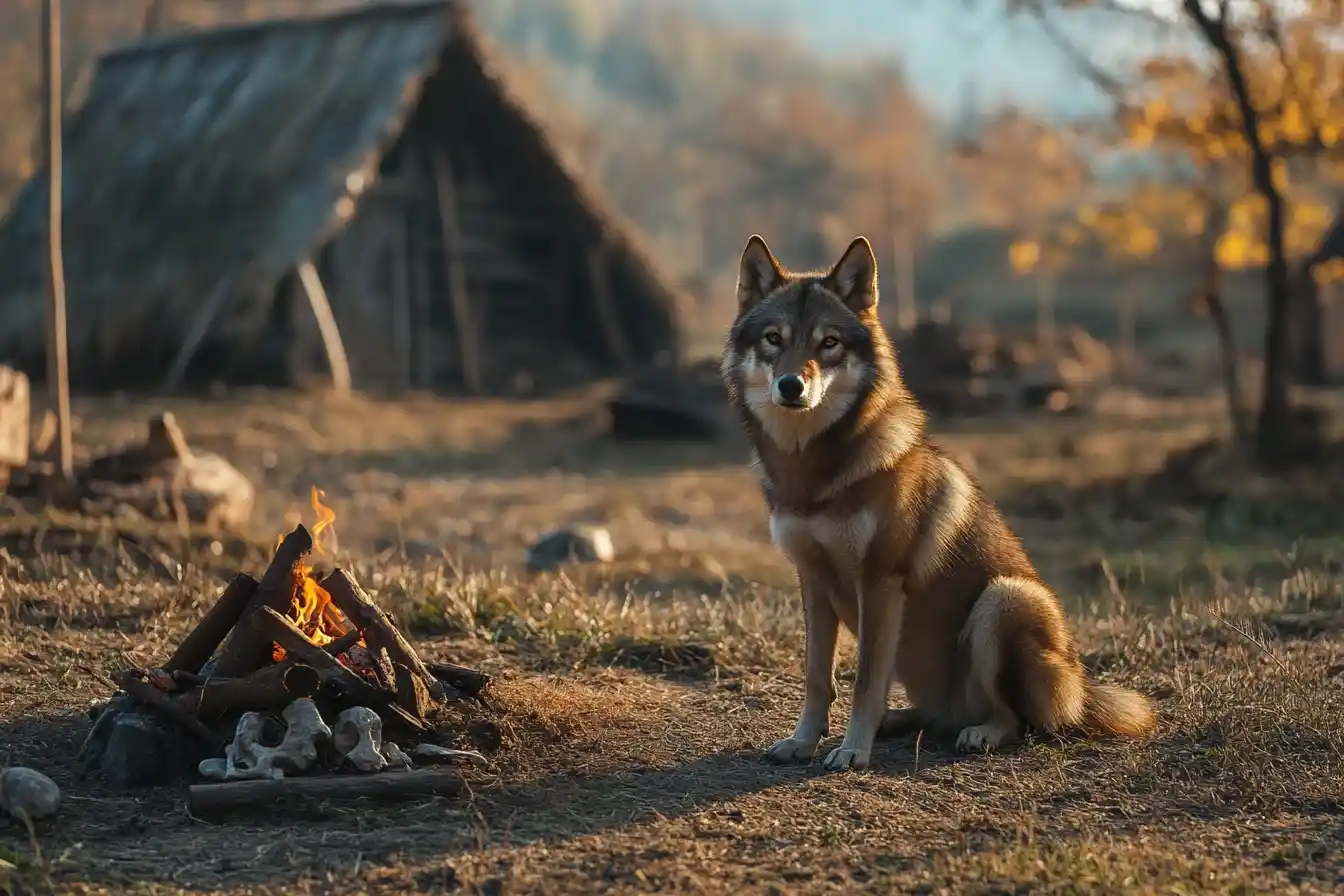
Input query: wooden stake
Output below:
<box><xmin>296</xmin><ymin>259</ymin><xmax>352</xmax><ymax>395</ymax></box>
<box><xmin>187</xmin><ymin>768</ymin><xmax>463</xmax><ymax>817</ymax></box>
<box><xmin>431</xmin><ymin>150</ymin><xmax>484</xmax><ymax>394</ymax></box>
<box><xmin>41</xmin><ymin>0</ymin><xmax>73</xmax><ymax>482</ymax></box>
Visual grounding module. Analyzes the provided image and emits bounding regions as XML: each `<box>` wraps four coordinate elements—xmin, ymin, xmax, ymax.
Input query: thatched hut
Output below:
<box><xmin>0</xmin><ymin>0</ymin><xmax>683</xmax><ymax>394</ymax></box>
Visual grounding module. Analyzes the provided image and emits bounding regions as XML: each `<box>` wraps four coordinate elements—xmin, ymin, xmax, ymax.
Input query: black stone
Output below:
<box><xmin>78</xmin><ymin>695</ymin><xmax>213</xmax><ymax>788</ymax></box>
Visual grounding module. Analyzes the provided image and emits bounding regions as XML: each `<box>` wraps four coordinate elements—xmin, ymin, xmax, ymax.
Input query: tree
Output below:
<box><xmin>1014</xmin><ymin>0</ymin><xmax>1344</xmax><ymax>465</ymax></box>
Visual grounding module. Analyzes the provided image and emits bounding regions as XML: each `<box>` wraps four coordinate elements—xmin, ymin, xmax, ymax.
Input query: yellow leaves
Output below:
<box><xmin>1313</xmin><ymin>257</ymin><xmax>1344</xmax><ymax>286</ymax></box>
<box><xmin>1280</xmin><ymin>100</ymin><xmax>1310</xmax><ymax>143</ymax></box>
<box><xmin>1008</xmin><ymin>239</ymin><xmax>1041</xmax><ymax>274</ymax></box>
<box><xmin>1216</xmin><ymin>231</ymin><xmax>1257</xmax><ymax>269</ymax></box>
<box><xmin>1121</xmin><ymin>225</ymin><xmax>1160</xmax><ymax>259</ymax></box>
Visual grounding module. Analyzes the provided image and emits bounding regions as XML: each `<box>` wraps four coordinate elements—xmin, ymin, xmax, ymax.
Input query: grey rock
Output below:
<box><xmin>525</xmin><ymin>526</ymin><xmax>615</xmax><ymax>572</ymax></box>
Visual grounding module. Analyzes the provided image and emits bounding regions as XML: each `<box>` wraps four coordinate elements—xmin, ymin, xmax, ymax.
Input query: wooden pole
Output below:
<box><xmin>41</xmin><ymin>0</ymin><xmax>73</xmax><ymax>482</ymax></box>
<box><xmin>296</xmin><ymin>259</ymin><xmax>352</xmax><ymax>395</ymax></box>
<box><xmin>431</xmin><ymin>151</ymin><xmax>484</xmax><ymax>394</ymax></box>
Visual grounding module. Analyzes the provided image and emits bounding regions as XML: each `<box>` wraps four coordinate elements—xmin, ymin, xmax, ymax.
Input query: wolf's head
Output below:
<box><xmin>722</xmin><ymin>234</ymin><xmax>898</xmax><ymax>453</ymax></box>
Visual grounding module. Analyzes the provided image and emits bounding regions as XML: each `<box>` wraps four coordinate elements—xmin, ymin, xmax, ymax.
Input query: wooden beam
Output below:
<box><xmin>161</xmin><ymin>275</ymin><xmax>234</xmax><ymax>393</ymax></box>
<box><xmin>432</xmin><ymin>150</ymin><xmax>484</xmax><ymax>394</ymax></box>
<box><xmin>586</xmin><ymin>240</ymin><xmax>634</xmax><ymax>372</ymax></box>
<box><xmin>41</xmin><ymin>0</ymin><xmax>73</xmax><ymax>481</ymax></box>
<box><xmin>296</xmin><ymin>259</ymin><xmax>352</xmax><ymax>396</ymax></box>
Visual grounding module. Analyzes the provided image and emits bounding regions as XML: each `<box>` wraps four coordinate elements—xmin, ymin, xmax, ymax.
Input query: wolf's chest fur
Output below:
<box><xmin>769</xmin><ymin>508</ymin><xmax>878</xmax><ymax>584</ymax></box>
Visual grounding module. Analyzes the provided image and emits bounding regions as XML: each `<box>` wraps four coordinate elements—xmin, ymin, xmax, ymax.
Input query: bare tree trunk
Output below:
<box><xmin>1183</xmin><ymin>0</ymin><xmax>1297</xmax><ymax>466</ymax></box>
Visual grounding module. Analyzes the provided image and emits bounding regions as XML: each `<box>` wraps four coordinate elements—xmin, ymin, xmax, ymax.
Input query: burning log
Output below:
<box><xmin>187</xmin><ymin>768</ymin><xmax>464</xmax><ymax>818</ymax></box>
<box><xmin>111</xmin><ymin>668</ymin><xmax>217</xmax><ymax>747</ymax></box>
<box><xmin>426</xmin><ymin>661</ymin><xmax>490</xmax><ymax>698</ymax></box>
<box><xmin>211</xmin><ymin>524</ymin><xmax>314</xmax><ymax>678</ymax></box>
<box><xmin>176</xmin><ymin>662</ymin><xmax>322</xmax><ymax>720</ymax></box>
<box><xmin>255</xmin><ymin>606</ymin><xmax>428</xmax><ymax>733</ymax></box>
<box><xmin>394</xmin><ymin>662</ymin><xmax>432</xmax><ymax>721</ymax></box>
<box><xmin>323</xmin><ymin>628</ymin><xmax>362</xmax><ymax>657</ymax></box>
<box><xmin>322</xmin><ymin>569</ymin><xmax>443</xmax><ymax>698</ymax></box>
<box><xmin>164</xmin><ymin>573</ymin><xmax>259</xmax><ymax>674</ymax></box>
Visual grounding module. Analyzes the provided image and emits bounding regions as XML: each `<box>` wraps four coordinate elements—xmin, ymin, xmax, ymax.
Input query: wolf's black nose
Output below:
<box><xmin>775</xmin><ymin>374</ymin><xmax>805</xmax><ymax>403</ymax></box>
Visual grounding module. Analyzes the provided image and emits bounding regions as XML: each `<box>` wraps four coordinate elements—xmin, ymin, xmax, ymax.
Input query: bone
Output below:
<box><xmin>0</xmin><ymin>767</ymin><xmax>61</xmax><ymax>822</ymax></box>
<box><xmin>332</xmin><ymin>706</ymin><xmax>387</xmax><ymax>773</ymax></box>
<box><xmin>381</xmin><ymin>742</ymin><xmax>414</xmax><ymax>771</ymax></box>
<box><xmin>409</xmin><ymin>744</ymin><xmax>489</xmax><ymax>767</ymax></box>
<box><xmin>222</xmin><ymin>698</ymin><xmax>332</xmax><ymax>780</ymax></box>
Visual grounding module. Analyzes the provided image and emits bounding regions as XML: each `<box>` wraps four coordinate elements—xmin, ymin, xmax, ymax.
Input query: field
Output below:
<box><xmin>3</xmin><ymin>388</ymin><xmax>1344</xmax><ymax>894</ymax></box>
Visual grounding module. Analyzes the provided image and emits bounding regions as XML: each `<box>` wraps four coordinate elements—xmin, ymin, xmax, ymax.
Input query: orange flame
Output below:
<box><xmin>271</xmin><ymin>486</ymin><xmax>356</xmax><ymax>663</ymax></box>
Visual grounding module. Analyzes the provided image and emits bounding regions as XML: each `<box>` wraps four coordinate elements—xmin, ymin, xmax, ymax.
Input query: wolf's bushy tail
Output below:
<box><xmin>1080</xmin><ymin>681</ymin><xmax>1156</xmax><ymax>738</ymax></box>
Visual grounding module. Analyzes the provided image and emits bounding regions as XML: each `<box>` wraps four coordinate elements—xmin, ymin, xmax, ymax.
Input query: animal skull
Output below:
<box><xmin>332</xmin><ymin>706</ymin><xmax>386</xmax><ymax>773</ymax></box>
<box><xmin>198</xmin><ymin>698</ymin><xmax>332</xmax><ymax>781</ymax></box>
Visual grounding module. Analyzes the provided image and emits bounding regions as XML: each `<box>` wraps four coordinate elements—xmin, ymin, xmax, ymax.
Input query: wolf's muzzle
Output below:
<box><xmin>772</xmin><ymin>374</ymin><xmax>806</xmax><ymax>407</ymax></box>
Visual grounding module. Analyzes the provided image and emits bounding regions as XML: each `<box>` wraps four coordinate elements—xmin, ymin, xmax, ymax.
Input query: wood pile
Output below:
<box><xmin>80</xmin><ymin>523</ymin><xmax>490</xmax><ymax>816</ymax></box>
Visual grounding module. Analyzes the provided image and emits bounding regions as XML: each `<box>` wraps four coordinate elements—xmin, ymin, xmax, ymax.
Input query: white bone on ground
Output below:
<box><xmin>333</xmin><ymin>706</ymin><xmax>386</xmax><ymax>773</ymax></box>
<box><xmin>0</xmin><ymin>767</ymin><xmax>61</xmax><ymax>821</ymax></box>
<box><xmin>410</xmin><ymin>744</ymin><xmax>488</xmax><ymax>767</ymax></box>
<box><xmin>381</xmin><ymin>742</ymin><xmax>414</xmax><ymax>771</ymax></box>
<box><xmin>224</xmin><ymin>698</ymin><xmax>333</xmax><ymax>780</ymax></box>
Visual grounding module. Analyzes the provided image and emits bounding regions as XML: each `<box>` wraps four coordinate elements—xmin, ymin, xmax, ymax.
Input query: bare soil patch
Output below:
<box><xmin>3</xmin><ymin>391</ymin><xmax>1344</xmax><ymax>894</ymax></box>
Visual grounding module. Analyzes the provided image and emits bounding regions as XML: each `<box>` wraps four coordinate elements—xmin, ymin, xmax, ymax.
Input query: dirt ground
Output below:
<box><xmin>3</xmin><ymin>388</ymin><xmax>1344</xmax><ymax>894</ymax></box>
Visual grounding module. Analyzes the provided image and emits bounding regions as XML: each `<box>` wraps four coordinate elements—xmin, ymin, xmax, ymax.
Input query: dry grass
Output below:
<box><xmin>3</xmin><ymin>389</ymin><xmax>1344</xmax><ymax>894</ymax></box>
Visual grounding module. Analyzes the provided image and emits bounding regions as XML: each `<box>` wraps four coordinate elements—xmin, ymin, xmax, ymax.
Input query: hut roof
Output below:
<box><xmin>0</xmin><ymin>0</ymin><xmax>682</xmax><ymax>373</ymax></box>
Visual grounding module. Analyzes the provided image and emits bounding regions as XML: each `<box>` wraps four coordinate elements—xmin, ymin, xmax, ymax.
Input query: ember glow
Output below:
<box><xmin>272</xmin><ymin>487</ymin><xmax>358</xmax><ymax>662</ymax></box>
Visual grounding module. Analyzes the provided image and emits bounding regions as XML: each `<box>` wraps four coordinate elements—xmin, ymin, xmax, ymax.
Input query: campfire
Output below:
<box><xmin>81</xmin><ymin>489</ymin><xmax>490</xmax><ymax>815</ymax></box>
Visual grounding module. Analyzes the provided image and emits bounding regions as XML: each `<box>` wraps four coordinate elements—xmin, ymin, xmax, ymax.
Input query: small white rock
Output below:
<box><xmin>0</xmin><ymin>767</ymin><xmax>61</xmax><ymax>821</ymax></box>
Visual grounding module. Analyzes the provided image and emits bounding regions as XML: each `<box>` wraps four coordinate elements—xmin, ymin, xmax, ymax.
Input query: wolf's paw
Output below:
<box><xmin>822</xmin><ymin>745</ymin><xmax>869</xmax><ymax>772</ymax></box>
<box><xmin>764</xmin><ymin>736</ymin><xmax>821</xmax><ymax>763</ymax></box>
<box><xmin>955</xmin><ymin>721</ymin><xmax>1016</xmax><ymax>753</ymax></box>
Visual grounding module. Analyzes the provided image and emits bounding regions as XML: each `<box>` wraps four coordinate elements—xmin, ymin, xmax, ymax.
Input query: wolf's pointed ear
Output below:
<box><xmin>737</xmin><ymin>234</ymin><xmax>785</xmax><ymax>310</ymax></box>
<box><xmin>826</xmin><ymin>236</ymin><xmax>878</xmax><ymax>314</ymax></box>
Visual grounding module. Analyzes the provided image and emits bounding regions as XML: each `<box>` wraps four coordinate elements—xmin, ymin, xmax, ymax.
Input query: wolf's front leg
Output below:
<box><xmin>765</xmin><ymin>577</ymin><xmax>838</xmax><ymax>763</ymax></box>
<box><xmin>825</xmin><ymin>577</ymin><xmax>903</xmax><ymax>772</ymax></box>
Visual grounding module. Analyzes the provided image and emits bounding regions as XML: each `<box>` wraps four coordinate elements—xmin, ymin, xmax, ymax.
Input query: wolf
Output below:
<box><xmin>721</xmin><ymin>233</ymin><xmax>1155</xmax><ymax>772</ymax></box>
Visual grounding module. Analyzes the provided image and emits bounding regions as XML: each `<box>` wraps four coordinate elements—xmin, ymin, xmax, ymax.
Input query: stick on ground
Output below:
<box><xmin>187</xmin><ymin>768</ymin><xmax>463</xmax><ymax>817</ymax></box>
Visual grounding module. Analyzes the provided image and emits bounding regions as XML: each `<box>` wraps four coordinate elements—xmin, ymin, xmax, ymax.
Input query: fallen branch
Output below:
<box><xmin>112</xmin><ymin>668</ymin><xmax>216</xmax><ymax>747</ymax></box>
<box><xmin>187</xmin><ymin>768</ymin><xmax>463</xmax><ymax>817</ymax></box>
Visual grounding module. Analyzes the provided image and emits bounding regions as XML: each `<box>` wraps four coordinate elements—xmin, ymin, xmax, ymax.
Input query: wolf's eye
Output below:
<box><xmin>763</xmin><ymin>332</ymin><xmax>783</xmax><ymax>346</ymax></box>
<box><xmin>820</xmin><ymin>336</ymin><xmax>840</xmax><ymax>350</ymax></box>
